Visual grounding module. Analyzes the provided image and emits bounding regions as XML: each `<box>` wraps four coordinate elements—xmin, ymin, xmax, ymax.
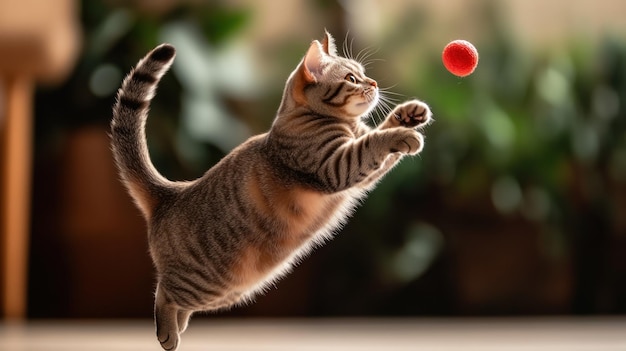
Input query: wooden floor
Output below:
<box><xmin>0</xmin><ymin>317</ymin><xmax>625</xmax><ymax>350</ymax></box>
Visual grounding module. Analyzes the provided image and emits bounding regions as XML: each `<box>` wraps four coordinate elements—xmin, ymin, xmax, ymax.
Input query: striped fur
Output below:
<box><xmin>110</xmin><ymin>33</ymin><xmax>431</xmax><ymax>351</ymax></box>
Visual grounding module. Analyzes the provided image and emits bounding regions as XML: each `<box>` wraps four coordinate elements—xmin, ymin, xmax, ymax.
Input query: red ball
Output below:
<box><xmin>442</xmin><ymin>40</ymin><xmax>478</xmax><ymax>77</ymax></box>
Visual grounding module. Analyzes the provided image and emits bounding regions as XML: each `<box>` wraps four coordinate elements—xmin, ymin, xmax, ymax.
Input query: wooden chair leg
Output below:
<box><xmin>0</xmin><ymin>76</ymin><xmax>33</xmax><ymax>319</ymax></box>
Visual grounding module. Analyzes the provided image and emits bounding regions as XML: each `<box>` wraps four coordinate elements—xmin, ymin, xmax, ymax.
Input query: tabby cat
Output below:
<box><xmin>111</xmin><ymin>31</ymin><xmax>431</xmax><ymax>350</ymax></box>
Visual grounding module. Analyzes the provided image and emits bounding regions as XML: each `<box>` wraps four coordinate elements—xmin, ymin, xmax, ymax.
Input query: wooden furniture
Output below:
<box><xmin>0</xmin><ymin>0</ymin><xmax>80</xmax><ymax>319</ymax></box>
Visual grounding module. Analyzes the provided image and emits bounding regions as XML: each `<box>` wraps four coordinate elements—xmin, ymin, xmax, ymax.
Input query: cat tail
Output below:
<box><xmin>111</xmin><ymin>44</ymin><xmax>177</xmax><ymax>220</ymax></box>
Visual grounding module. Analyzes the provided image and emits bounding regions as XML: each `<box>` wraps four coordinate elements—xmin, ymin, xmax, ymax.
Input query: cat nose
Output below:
<box><xmin>368</xmin><ymin>79</ymin><xmax>377</xmax><ymax>88</ymax></box>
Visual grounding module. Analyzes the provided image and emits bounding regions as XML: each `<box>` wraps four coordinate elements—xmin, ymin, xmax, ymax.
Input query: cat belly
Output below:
<box><xmin>235</xmin><ymin>179</ymin><xmax>352</xmax><ymax>293</ymax></box>
<box><xmin>246</xmin><ymin>172</ymin><xmax>347</xmax><ymax>238</ymax></box>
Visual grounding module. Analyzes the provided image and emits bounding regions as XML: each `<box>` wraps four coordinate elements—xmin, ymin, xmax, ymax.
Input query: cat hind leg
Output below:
<box><xmin>155</xmin><ymin>286</ymin><xmax>181</xmax><ymax>351</ymax></box>
<box><xmin>177</xmin><ymin>310</ymin><xmax>193</xmax><ymax>333</ymax></box>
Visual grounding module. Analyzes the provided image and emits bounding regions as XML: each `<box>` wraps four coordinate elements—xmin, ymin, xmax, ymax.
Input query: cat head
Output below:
<box><xmin>287</xmin><ymin>31</ymin><xmax>379</xmax><ymax>119</ymax></box>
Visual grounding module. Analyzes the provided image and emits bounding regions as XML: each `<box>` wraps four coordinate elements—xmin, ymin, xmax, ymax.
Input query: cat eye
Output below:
<box><xmin>345</xmin><ymin>74</ymin><xmax>357</xmax><ymax>84</ymax></box>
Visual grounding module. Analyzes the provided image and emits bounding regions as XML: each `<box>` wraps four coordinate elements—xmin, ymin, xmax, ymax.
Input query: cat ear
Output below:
<box><xmin>303</xmin><ymin>40</ymin><xmax>326</xmax><ymax>82</ymax></box>
<box><xmin>322</xmin><ymin>30</ymin><xmax>337</xmax><ymax>56</ymax></box>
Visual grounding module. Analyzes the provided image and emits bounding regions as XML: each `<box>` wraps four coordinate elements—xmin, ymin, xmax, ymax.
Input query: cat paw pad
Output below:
<box><xmin>392</xmin><ymin>100</ymin><xmax>432</xmax><ymax>128</ymax></box>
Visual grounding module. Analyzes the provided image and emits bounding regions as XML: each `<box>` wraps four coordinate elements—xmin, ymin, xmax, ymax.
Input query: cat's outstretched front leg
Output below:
<box><xmin>318</xmin><ymin>127</ymin><xmax>422</xmax><ymax>192</ymax></box>
<box><xmin>358</xmin><ymin>100</ymin><xmax>432</xmax><ymax>189</ymax></box>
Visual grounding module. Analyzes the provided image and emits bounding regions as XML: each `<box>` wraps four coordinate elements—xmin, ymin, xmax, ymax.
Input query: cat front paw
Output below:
<box><xmin>390</xmin><ymin>129</ymin><xmax>424</xmax><ymax>155</ymax></box>
<box><xmin>390</xmin><ymin>100</ymin><xmax>432</xmax><ymax>128</ymax></box>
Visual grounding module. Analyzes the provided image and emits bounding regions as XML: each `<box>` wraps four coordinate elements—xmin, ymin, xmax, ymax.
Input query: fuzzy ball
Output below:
<box><xmin>442</xmin><ymin>40</ymin><xmax>479</xmax><ymax>77</ymax></box>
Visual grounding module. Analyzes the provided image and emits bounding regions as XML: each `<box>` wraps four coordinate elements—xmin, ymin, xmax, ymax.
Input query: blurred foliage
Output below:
<box><xmin>33</xmin><ymin>0</ymin><xmax>626</xmax><ymax>316</ymax></box>
<box><xmin>35</xmin><ymin>0</ymin><xmax>257</xmax><ymax>181</ymax></box>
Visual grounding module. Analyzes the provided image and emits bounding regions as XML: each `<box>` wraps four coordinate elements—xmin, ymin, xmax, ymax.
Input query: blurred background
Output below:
<box><xmin>1</xmin><ymin>0</ymin><xmax>626</xmax><ymax>320</ymax></box>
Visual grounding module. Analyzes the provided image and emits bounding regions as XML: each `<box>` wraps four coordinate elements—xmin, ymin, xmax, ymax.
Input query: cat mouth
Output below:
<box><xmin>362</xmin><ymin>92</ymin><xmax>379</xmax><ymax>106</ymax></box>
<box><xmin>363</xmin><ymin>89</ymin><xmax>379</xmax><ymax>104</ymax></box>
<box><xmin>350</xmin><ymin>90</ymin><xmax>378</xmax><ymax>115</ymax></box>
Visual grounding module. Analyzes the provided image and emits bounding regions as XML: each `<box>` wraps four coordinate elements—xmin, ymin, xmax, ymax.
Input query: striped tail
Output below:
<box><xmin>110</xmin><ymin>44</ymin><xmax>177</xmax><ymax>220</ymax></box>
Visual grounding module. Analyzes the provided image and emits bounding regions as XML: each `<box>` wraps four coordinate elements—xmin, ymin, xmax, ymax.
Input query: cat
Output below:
<box><xmin>110</xmin><ymin>31</ymin><xmax>431</xmax><ymax>351</ymax></box>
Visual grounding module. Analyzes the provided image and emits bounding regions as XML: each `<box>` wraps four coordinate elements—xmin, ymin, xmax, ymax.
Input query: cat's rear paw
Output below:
<box><xmin>392</xmin><ymin>100</ymin><xmax>432</xmax><ymax>128</ymax></box>
<box><xmin>158</xmin><ymin>332</ymin><xmax>179</xmax><ymax>351</ymax></box>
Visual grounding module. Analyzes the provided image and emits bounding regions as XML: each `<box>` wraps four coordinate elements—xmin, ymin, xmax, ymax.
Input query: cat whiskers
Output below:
<box><xmin>373</xmin><ymin>87</ymin><xmax>403</xmax><ymax>126</ymax></box>
<box><xmin>342</xmin><ymin>33</ymin><xmax>380</xmax><ymax>69</ymax></box>
<box><xmin>361</xmin><ymin>58</ymin><xmax>385</xmax><ymax>70</ymax></box>
<box><xmin>354</xmin><ymin>45</ymin><xmax>380</xmax><ymax>66</ymax></box>
<box><xmin>342</xmin><ymin>32</ymin><xmax>355</xmax><ymax>60</ymax></box>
